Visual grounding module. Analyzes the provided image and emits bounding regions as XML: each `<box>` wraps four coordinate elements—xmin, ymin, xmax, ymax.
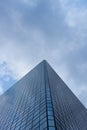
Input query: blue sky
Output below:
<box><xmin>0</xmin><ymin>0</ymin><xmax>87</xmax><ymax>107</ymax></box>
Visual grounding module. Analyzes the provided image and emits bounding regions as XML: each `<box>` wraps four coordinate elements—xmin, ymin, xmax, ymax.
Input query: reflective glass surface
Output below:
<box><xmin>0</xmin><ymin>60</ymin><xmax>87</xmax><ymax>130</ymax></box>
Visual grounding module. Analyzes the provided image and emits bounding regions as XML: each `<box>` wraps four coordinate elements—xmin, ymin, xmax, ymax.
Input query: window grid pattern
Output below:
<box><xmin>0</xmin><ymin>62</ymin><xmax>48</xmax><ymax>130</ymax></box>
<box><xmin>45</xmin><ymin>63</ymin><xmax>56</xmax><ymax>130</ymax></box>
<box><xmin>46</xmin><ymin>62</ymin><xmax>87</xmax><ymax>130</ymax></box>
<box><xmin>0</xmin><ymin>60</ymin><xmax>87</xmax><ymax>130</ymax></box>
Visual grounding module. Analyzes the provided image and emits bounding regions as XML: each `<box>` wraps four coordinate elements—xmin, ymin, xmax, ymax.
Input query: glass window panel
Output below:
<box><xmin>48</xmin><ymin>116</ymin><xmax>54</xmax><ymax>120</ymax></box>
<box><xmin>48</xmin><ymin>111</ymin><xmax>53</xmax><ymax>116</ymax></box>
<box><xmin>40</xmin><ymin>121</ymin><xmax>47</xmax><ymax>130</ymax></box>
<box><xmin>48</xmin><ymin>120</ymin><xmax>55</xmax><ymax>126</ymax></box>
<box><xmin>49</xmin><ymin>127</ymin><xmax>56</xmax><ymax>130</ymax></box>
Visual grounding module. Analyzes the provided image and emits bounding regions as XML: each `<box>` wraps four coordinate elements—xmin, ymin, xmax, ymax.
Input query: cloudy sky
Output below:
<box><xmin>0</xmin><ymin>0</ymin><xmax>87</xmax><ymax>107</ymax></box>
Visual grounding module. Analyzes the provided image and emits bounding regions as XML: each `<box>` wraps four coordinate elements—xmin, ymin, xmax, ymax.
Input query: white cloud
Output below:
<box><xmin>0</xmin><ymin>0</ymin><xmax>87</xmax><ymax>108</ymax></box>
<box><xmin>0</xmin><ymin>82</ymin><xmax>4</xmax><ymax>95</ymax></box>
<box><xmin>21</xmin><ymin>0</ymin><xmax>38</xmax><ymax>6</ymax></box>
<box><xmin>65</xmin><ymin>8</ymin><xmax>87</xmax><ymax>29</ymax></box>
<box><xmin>59</xmin><ymin>0</ymin><xmax>87</xmax><ymax>32</ymax></box>
<box><xmin>0</xmin><ymin>43</ymin><xmax>30</xmax><ymax>79</ymax></box>
<box><xmin>0</xmin><ymin>27</ymin><xmax>46</xmax><ymax>79</ymax></box>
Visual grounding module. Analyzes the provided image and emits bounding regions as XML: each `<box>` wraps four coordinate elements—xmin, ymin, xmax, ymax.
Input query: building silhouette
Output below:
<box><xmin>0</xmin><ymin>60</ymin><xmax>87</xmax><ymax>130</ymax></box>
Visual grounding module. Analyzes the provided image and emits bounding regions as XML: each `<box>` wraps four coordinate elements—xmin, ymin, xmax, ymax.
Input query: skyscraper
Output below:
<box><xmin>0</xmin><ymin>60</ymin><xmax>87</xmax><ymax>130</ymax></box>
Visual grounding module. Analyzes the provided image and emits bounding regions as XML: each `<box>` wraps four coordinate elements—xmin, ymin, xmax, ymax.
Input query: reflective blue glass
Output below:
<box><xmin>0</xmin><ymin>60</ymin><xmax>87</xmax><ymax>130</ymax></box>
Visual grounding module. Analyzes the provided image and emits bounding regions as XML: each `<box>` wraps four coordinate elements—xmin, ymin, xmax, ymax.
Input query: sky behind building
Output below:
<box><xmin>0</xmin><ymin>0</ymin><xmax>87</xmax><ymax>107</ymax></box>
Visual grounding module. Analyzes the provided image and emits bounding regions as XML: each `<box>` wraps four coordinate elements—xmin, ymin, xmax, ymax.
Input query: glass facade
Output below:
<box><xmin>0</xmin><ymin>60</ymin><xmax>87</xmax><ymax>130</ymax></box>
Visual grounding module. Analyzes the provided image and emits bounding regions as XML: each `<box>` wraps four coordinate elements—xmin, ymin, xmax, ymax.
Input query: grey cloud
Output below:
<box><xmin>0</xmin><ymin>0</ymin><xmax>73</xmax><ymax>43</ymax></box>
<box><xmin>0</xmin><ymin>0</ymin><xmax>87</xmax><ymax>107</ymax></box>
